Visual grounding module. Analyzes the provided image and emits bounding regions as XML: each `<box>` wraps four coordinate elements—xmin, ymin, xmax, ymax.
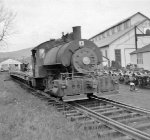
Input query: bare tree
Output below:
<box><xmin>0</xmin><ymin>2</ymin><xmax>16</xmax><ymax>45</ymax></box>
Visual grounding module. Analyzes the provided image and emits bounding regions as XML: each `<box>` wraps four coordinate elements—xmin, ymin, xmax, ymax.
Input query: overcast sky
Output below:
<box><xmin>1</xmin><ymin>0</ymin><xmax>150</xmax><ymax>52</ymax></box>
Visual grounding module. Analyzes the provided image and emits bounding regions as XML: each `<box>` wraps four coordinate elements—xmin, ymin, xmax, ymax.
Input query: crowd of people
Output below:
<box><xmin>108</xmin><ymin>69</ymin><xmax>150</xmax><ymax>90</ymax></box>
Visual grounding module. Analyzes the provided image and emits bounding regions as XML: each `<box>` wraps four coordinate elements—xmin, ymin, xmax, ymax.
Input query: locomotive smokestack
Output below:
<box><xmin>72</xmin><ymin>26</ymin><xmax>81</xmax><ymax>40</ymax></box>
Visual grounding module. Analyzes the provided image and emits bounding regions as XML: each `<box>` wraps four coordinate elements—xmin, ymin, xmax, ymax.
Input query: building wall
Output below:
<box><xmin>109</xmin><ymin>30</ymin><xmax>136</xmax><ymax>67</ymax></box>
<box><xmin>143</xmin><ymin>52</ymin><xmax>150</xmax><ymax>70</ymax></box>
<box><xmin>99</xmin><ymin>46</ymin><xmax>109</xmax><ymax>66</ymax></box>
<box><xmin>131</xmin><ymin>52</ymin><xmax>150</xmax><ymax>70</ymax></box>
<box><xmin>130</xmin><ymin>54</ymin><xmax>137</xmax><ymax>64</ymax></box>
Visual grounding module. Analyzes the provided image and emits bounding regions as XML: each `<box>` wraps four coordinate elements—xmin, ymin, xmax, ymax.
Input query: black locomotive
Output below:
<box><xmin>11</xmin><ymin>26</ymin><xmax>119</xmax><ymax>100</ymax></box>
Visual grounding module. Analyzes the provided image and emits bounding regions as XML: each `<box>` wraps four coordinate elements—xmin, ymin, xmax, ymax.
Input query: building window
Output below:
<box><xmin>127</xmin><ymin>20</ymin><xmax>130</xmax><ymax>27</ymax></box>
<box><xmin>96</xmin><ymin>36</ymin><xmax>99</xmax><ymax>41</ymax></box>
<box><xmin>124</xmin><ymin>20</ymin><xmax>130</xmax><ymax>29</ymax></box>
<box><xmin>105</xmin><ymin>32</ymin><xmax>107</xmax><ymax>37</ymax></box>
<box><xmin>107</xmin><ymin>30</ymin><xmax>110</xmax><ymax>36</ymax></box>
<box><xmin>124</xmin><ymin>22</ymin><xmax>128</xmax><ymax>29</ymax></box>
<box><xmin>145</xmin><ymin>29</ymin><xmax>150</xmax><ymax>35</ymax></box>
<box><xmin>115</xmin><ymin>49</ymin><xmax>121</xmax><ymax>66</ymax></box>
<box><xmin>117</xmin><ymin>25</ymin><xmax>121</xmax><ymax>32</ymax></box>
<box><xmin>114</xmin><ymin>27</ymin><xmax>117</xmax><ymax>33</ymax></box>
<box><xmin>137</xmin><ymin>53</ymin><xmax>143</xmax><ymax>64</ymax></box>
<box><xmin>112</xmin><ymin>28</ymin><xmax>115</xmax><ymax>34</ymax></box>
<box><xmin>102</xmin><ymin>33</ymin><xmax>105</xmax><ymax>38</ymax></box>
<box><xmin>99</xmin><ymin>35</ymin><xmax>101</xmax><ymax>40</ymax></box>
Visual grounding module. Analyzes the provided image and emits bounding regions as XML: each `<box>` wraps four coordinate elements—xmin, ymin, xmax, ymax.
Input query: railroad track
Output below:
<box><xmin>68</xmin><ymin>96</ymin><xmax>150</xmax><ymax>140</ymax></box>
<box><xmin>11</xmin><ymin>78</ymin><xmax>150</xmax><ymax>140</ymax></box>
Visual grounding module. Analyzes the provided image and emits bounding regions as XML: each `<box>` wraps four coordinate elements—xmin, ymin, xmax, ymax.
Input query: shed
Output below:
<box><xmin>0</xmin><ymin>59</ymin><xmax>22</xmax><ymax>71</ymax></box>
<box><xmin>130</xmin><ymin>43</ymin><xmax>150</xmax><ymax>70</ymax></box>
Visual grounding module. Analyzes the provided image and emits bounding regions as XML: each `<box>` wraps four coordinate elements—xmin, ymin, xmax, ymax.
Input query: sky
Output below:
<box><xmin>1</xmin><ymin>0</ymin><xmax>150</xmax><ymax>52</ymax></box>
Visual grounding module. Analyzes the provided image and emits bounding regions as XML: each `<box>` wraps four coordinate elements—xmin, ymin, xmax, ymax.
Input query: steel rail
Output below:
<box><xmin>71</xmin><ymin>102</ymin><xmax>150</xmax><ymax>140</ymax></box>
<box><xmin>92</xmin><ymin>95</ymin><xmax>150</xmax><ymax>115</ymax></box>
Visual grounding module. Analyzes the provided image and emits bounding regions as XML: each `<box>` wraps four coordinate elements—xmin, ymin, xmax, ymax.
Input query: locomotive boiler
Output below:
<box><xmin>31</xmin><ymin>26</ymin><xmax>118</xmax><ymax>100</ymax></box>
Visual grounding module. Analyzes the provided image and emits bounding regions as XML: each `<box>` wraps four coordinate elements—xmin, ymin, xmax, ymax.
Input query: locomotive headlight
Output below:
<box><xmin>61</xmin><ymin>83</ymin><xmax>67</xmax><ymax>89</ymax></box>
<box><xmin>83</xmin><ymin>57</ymin><xmax>90</xmax><ymax>65</ymax></box>
<box><xmin>61</xmin><ymin>85</ymin><xmax>67</xmax><ymax>89</ymax></box>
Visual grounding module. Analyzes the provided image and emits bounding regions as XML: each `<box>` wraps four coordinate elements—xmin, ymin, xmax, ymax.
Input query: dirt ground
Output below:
<box><xmin>0</xmin><ymin>72</ymin><xmax>94</xmax><ymax>140</ymax></box>
<box><xmin>106</xmin><ymin>84</ymin><xmax>150</xmax><ymax>110</ymax></box>
<box><xmin>1</xmin><ymin>72</ymin><xmax>150</xmax><ymax>140</ymax></box>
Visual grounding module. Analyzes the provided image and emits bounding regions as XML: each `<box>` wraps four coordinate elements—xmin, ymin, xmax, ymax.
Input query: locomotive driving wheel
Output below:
<box><xmin>72</xmin><ymin>47</ymin><xmax>98</xmax><ymax>73</ymax></box>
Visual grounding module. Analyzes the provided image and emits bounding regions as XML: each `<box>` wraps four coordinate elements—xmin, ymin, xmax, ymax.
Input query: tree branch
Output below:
<box><xmin>0</xmin><ymin>3</ymin><xmax>16</xmax><ymax>44</ymax></box>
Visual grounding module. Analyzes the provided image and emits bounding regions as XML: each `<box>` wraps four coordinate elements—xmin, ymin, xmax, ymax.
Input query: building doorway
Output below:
<box><xmin>115</xmin><ymin>49</ymin><xmax>121</xmax><ymax>66</ymax></box>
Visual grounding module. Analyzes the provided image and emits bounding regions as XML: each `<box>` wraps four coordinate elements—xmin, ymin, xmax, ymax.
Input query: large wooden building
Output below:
<box><xmin>89</xmin><ymin>12</ymin><xmax>150</xmax><ymax>67</ymax></box>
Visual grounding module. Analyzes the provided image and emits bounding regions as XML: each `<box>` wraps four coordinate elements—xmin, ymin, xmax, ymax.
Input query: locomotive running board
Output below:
<box><xmin>62</xmin><ymin>94</ymin><xmax>88</xmax><ymax>102</ymax></box>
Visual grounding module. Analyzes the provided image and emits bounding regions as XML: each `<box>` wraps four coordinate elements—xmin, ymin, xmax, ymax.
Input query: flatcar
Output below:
<box><xmin>10</xmin><ymin>26</ymin><xmax>119</xmax><ymax>100</ymax></box>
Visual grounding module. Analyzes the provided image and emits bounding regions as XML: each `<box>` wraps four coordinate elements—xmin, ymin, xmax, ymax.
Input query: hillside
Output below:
<box><xmin>0</xmin><ymin>47</ymin><xmax>33</xmax><ymax>63</ymax></box>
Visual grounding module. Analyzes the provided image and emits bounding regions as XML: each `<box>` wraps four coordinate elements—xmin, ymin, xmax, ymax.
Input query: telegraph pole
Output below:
<box><xmin>134</xmin><ymin>26</ymin><xmax>138</xmax><ymax>50</ymax></box>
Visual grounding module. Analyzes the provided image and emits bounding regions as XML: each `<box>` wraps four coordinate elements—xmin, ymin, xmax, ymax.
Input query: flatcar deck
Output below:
<box><xmin>10</xmin><ymin>71</ymin><xmax>33</xmax><ymax>84</ymax></box>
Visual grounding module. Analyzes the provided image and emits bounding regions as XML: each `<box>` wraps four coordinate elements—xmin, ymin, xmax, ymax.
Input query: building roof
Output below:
<box><xmin>95</xmin><ymin>25</ymin><xmax>135</xmax><ymax>48</ymax></box>
<box><xmin>130</xmin><ymin>43</ymin><xmax>150</xmax><ymax>54</ymax></box>
<box><xmin>94</xmin><ymin>19</ymin><xmax>148</xmax><ymax>48</ymax></box>
<box><xmin>0</xmin><ymin>59</ymin><xmax>22</xmax><ymax>65</ymax></box>
<box><xmin>89</xmin><ymin>12</ymin><xmax>149</xmax><ymax>40</ymax></box>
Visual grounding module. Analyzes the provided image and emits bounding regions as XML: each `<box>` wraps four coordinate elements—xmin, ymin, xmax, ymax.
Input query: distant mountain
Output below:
<box><xmin>0</xmin><ymin>47</ymin><xmax>33</xmax><ymax>63</ymax></box>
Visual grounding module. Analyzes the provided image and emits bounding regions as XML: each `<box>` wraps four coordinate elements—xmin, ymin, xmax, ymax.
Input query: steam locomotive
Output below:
<box><xmin>11</xmin><ymin>26</ymin><xmax>119</xmax><ymax>100</ymax></box>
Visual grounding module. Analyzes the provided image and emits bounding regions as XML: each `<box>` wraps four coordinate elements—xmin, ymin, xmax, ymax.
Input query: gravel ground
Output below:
<box><xmin>0</xmin><ymin>72</ymin><xmax>95</xmax><ymax>140</ymax></box>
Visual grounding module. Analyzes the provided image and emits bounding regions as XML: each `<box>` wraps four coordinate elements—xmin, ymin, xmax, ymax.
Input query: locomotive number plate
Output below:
<box><xmin>79</xmin><ymin>41</ymin><xmax>84</xmax><ymax>47</ymax></box>
<box><xmin>39</xmin><ymin>49</ymin><xmax>45</xmax><ymax>58</ymax></box>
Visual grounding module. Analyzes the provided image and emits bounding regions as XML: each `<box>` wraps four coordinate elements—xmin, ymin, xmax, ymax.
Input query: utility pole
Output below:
<box><xmin>134</xmin><ymin>26</ymin><xmax>138</xmax><ymax>50</ymax></box>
